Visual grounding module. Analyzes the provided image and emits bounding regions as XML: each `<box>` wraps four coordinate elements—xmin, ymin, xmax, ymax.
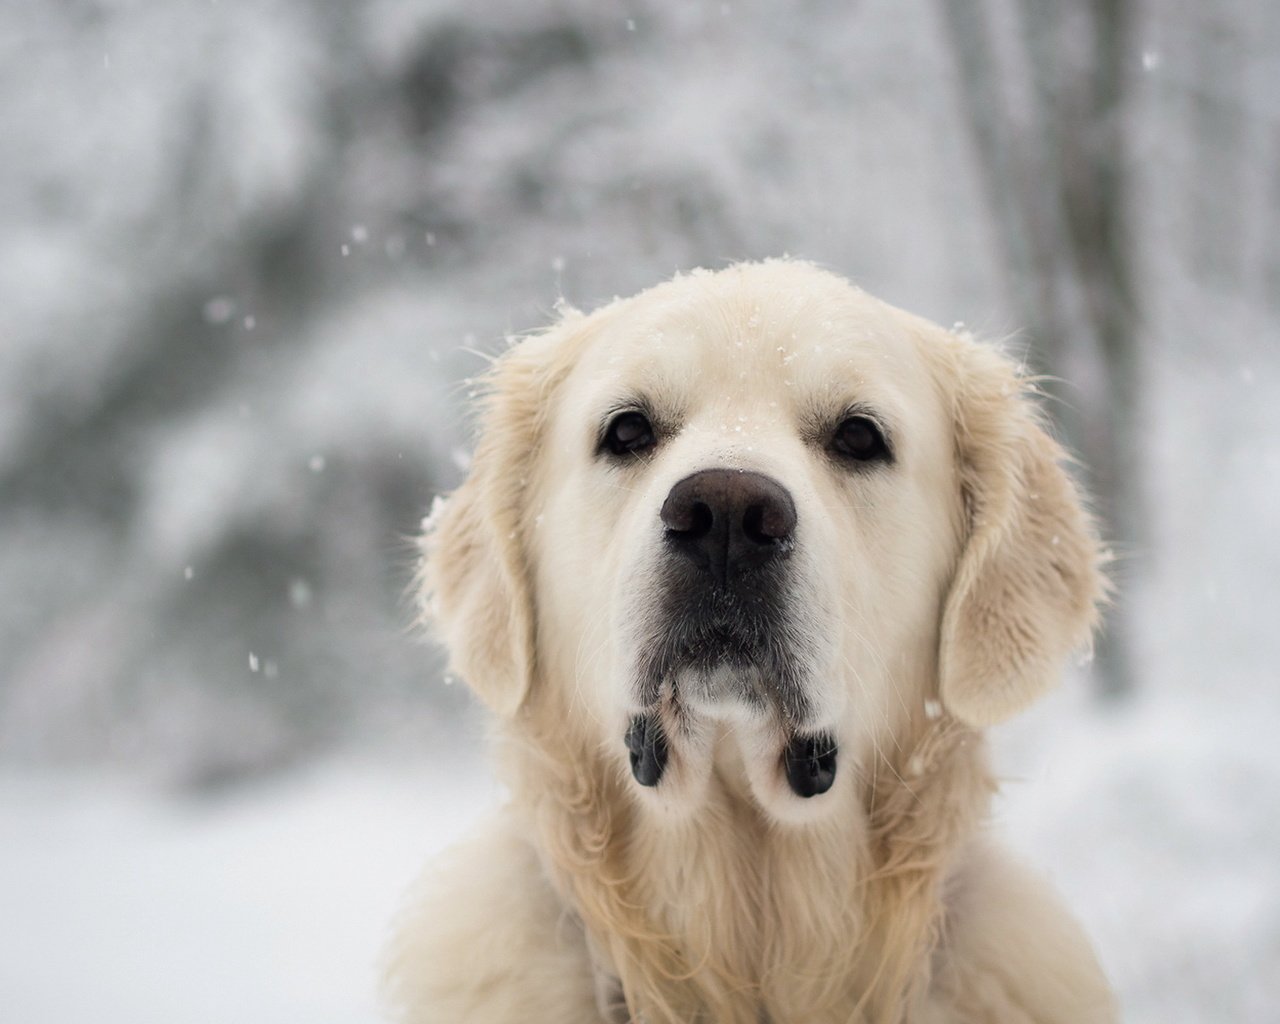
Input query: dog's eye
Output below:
<box><xmin>832</xmin><ymin>415</ymin><xmax>890</xmax><ymax>463</ymax></box>
<box><xmin>602</xmin><ymin>411</ymin><xmax>656</xmax><ymax>457</ymax></box>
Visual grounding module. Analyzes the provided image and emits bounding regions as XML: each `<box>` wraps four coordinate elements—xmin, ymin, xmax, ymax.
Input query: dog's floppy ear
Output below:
<box><xmin>937</xmin><ymin>334</ymin><xmax>1107</xmax><ymax>728</ymax></box>
<box><xmin>417</xmin><ymin>316</ymin><xmax>584</xmax><ymax>717</ymax></box>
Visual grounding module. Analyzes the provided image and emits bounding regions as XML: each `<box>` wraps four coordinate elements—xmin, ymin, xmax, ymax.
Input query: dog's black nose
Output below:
<box><xmin>660</xmin><ymin>469</ymin><xmax>796</xmax><ymax>582</ymax></box>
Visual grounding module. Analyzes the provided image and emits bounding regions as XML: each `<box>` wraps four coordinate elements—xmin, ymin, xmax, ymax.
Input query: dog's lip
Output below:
<box><xmin>781</xmin><ymin>730</ymin><xmax>838</xmax><ymax>797</ymax></box>
<box><xmin>625</xmin><ymin>712</ymin><xmax>668</xmax><ymax>787</ymax></box>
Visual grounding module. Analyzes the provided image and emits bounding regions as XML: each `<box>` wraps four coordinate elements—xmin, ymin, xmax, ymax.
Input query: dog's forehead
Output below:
<box><xmin>569</xmin><ymin>268</ymin><xmax>934</xmax><ymax>422</ymax></box>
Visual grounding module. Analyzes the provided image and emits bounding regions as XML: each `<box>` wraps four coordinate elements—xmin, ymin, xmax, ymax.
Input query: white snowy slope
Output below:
<box><xmin>0</xmin><ymin>757</ymin><xmax>501</xmax><ymax>1024</ymax></box>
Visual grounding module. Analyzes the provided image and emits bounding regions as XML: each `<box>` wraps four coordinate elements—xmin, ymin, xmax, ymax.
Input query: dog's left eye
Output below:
<box><xmin>832</xmin><ymin>415</ymin><xmax>890</xmax><ymax>463</ymax></box>
<box><xmin>602</xmin><ymin>411</ymin><xmax>656</xmax><ymax>457</ymax></box>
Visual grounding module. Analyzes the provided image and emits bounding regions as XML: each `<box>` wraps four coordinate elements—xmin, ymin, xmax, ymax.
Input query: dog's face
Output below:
<box><xmin>530</xmin><ymin>268</ymin><xmax>962</xmax><ymax>815</ymax></box>
<box><xmin>424</xmin><ymin>262</ymin><xmax>1103</xmax><ymax>823</ymax></box>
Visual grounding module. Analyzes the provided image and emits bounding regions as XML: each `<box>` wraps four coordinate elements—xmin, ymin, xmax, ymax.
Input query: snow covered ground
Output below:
<box><xmin>996</xmin><ymin>684</ymin><xmax>1280</xmax><ymax>1023</ymax></box>
<box><xmin>0</xmin><ymin>752</ymin><xmax>499</xmax><ymax>1024</ymax></box>
<box><xmin>4</xmin><ymin>677</ymin><xmax>1277</xmax><ymax>1024</ymax></box>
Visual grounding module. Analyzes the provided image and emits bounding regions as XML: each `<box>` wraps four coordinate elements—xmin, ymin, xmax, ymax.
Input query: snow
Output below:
<box><xmin>995</xmin><ymin>683</ymin><xmax>1280</xmax><ymax>1023</ymax></box>
<box><xmin>0</xmin><ymin>758</ymin><xmax>500</xmax><ymax>1024</ymax></box>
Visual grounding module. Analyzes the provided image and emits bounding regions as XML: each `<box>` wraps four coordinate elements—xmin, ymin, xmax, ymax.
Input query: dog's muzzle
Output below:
<box><xmin>624</xmin><ymin>469</ymin><xmax>838</xmax><ymax>798</ymax></box>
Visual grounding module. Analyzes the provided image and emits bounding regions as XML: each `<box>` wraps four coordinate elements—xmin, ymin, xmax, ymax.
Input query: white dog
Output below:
<box><xmin>385</xmin><ymin>261</ymin><xmax>1116</xmax><ymax>1023</ymax></box>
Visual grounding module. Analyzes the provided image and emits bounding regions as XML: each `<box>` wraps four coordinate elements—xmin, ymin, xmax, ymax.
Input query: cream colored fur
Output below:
<box><xmin>384</xmin><ymin>261</ymin><xmax>1117</xmax><ymax>1023</ymax></box>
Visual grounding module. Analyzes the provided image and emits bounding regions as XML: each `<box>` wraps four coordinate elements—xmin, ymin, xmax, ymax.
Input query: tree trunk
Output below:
<box><xmin>938</xmin><ymin>0</ymin><xmax>1142</xmax><ymax>697</ymax></box>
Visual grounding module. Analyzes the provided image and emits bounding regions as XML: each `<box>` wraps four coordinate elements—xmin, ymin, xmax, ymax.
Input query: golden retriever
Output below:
<box><xmin>384</xmin><ymin>261</ymin><xmax>1117</xmax><ymax>1023</ymax></box>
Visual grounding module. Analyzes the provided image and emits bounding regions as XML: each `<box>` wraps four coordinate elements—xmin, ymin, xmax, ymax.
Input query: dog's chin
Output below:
<box><xmin>676</xmin><ymin>662</ymin><xmax>771</xmax><ymax>720</ymax></box>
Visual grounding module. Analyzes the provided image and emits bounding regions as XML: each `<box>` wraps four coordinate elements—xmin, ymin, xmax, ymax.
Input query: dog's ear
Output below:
<box><xmin>937</xmin><ymin>334</ymin><xmax>1107</xmax><ymax>728</ymax></box>
<box><xmin>417</xmin><ymin>316</ymin><xmax>584</xmax><ymax>717</ymax></box>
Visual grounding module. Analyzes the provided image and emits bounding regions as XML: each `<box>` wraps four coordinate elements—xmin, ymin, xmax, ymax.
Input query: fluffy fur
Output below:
<box><xmin>384</xmin><ymin>261</ymin><xmax>1117</xmax><ymax>1023</ymax></box>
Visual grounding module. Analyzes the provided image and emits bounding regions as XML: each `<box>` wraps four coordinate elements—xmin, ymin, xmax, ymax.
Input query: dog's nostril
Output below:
<box><xmin>660</xmin><ymin>496</ymin><xmax>715</xmax><ymax>537</ymax></box>
<box><xmin>742</xmin><ymin>502</ymin><xmax>790</xmax><ymax>545</ymax></box>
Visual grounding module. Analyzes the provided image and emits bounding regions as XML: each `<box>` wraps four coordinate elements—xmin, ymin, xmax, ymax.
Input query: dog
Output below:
<box><xmin>384</xmin><ymin>260</ymin><xmax>1117</xmax><ymax>1023</ymax></box>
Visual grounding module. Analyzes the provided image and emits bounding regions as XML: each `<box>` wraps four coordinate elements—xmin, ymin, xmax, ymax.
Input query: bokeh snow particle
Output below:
<box><xmin>288</xmin><ymin>578</ymin><xmax>313</xmax><ymax>609</ymax></box>
<box><xmin>202</xmin><ymin>296</ymin><xmax>236</xmax><ymax>325</ymax></box>
<box><xmin>422</xmin><ymin>494</ymin><xmax>449</xmax><ymax>534</ymax></box>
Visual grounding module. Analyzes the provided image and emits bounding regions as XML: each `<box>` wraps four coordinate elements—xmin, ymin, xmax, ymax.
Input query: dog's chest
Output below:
<box><xmin>618</xmin><ymin>807</ymin><xmax>876</xmax><ymax>1022</ymax></box>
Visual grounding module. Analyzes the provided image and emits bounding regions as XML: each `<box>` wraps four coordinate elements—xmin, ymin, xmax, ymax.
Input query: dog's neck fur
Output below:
<box><xmin>498</xmin><ymin>695</ymin><xmax>993</xmax><ymax>1024</ymax></box>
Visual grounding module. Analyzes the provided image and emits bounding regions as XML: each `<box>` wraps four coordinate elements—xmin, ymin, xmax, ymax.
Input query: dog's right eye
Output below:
<box><xmin>831</xmin><ymin>414</ymin><xmax>891</xmax><ymax>464</ymax></box>
<box><xmin>602</xmin><ymin>411</ymin><xmax>656</xmax><ymax>457</ymax></box>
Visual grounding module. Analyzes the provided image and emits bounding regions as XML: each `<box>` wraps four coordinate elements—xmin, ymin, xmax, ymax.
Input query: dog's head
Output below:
<box><xmin>421</xmin><ymin>262</ymin><xmax>1104</xmax><ymax>822</ymax></box>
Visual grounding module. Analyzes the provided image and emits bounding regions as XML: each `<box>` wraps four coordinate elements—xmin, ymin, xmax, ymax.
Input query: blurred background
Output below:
<box><xmin>1</xmin><ymin>1</ymin><xmax>1277</xmax><ymax>1020</ymax></box>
